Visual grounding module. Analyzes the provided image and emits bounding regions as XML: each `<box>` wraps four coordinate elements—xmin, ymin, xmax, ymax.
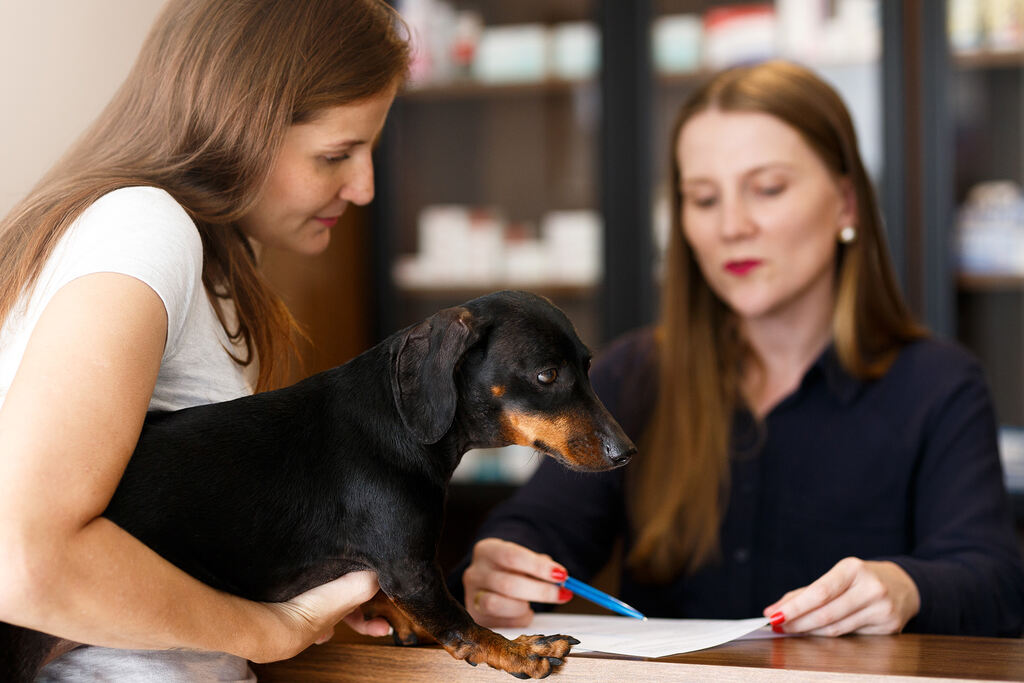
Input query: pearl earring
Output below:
<box><xmin>838</xmin><ymin>225</ymin><xmax>857</xmax><ymax>244</ymax></box>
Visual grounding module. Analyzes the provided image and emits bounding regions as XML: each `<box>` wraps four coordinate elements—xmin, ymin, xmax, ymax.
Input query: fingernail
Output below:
<box><xmin>558</xmin><ymin>587</ymin><xmax>573</xmax><ymax>602</ymax></box>
<box><xmin>769</xmin><ymin>612</ymin><xmax>785</xmax><ymax>626</ymax></box>
<box><xmin>772</xmin><ymin>624</ymin><xmax>785</xmax><ymax>634</ymax></box>
<box><xmin>551</xmin><ymin>568</ymin><xmax>568</xmax><ymax>582</ymax></box>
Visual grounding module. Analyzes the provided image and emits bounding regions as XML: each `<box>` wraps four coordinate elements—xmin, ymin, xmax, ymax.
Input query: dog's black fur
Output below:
<box><xmin>2</xmin><ymin>290</ymin><xmax>636</xmax><ymax>680</ymax></box>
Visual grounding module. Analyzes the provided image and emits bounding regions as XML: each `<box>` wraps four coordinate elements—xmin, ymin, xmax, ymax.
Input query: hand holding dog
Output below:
<box><xmin>763</xmin><ymin>557</ymin><xmax>920</xmax><ymax>636</ymax></box>
<box><xmin>252</xmin><ymin>570</ymin><xmax>389</xmax><ymax>662</ymax></box>
<box><xmin>463</xmin><ymin>538</ymin><xmax>573</xmax><ymax>629</ymax></box>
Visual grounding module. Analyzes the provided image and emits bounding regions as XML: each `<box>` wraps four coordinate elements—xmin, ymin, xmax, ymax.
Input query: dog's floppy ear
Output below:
<box><xmin>391</xmin><ymin>306</ymin><xmax>480</xmax><ymax>444</ymax></box>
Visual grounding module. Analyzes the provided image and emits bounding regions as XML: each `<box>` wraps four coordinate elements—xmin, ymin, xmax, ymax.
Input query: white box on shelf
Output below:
<box><xmin>703</xmin><ymin>4</ymin><xmax>778</xmax><ymax>69</ymax></box>
<box><xmin>652</xmin><ymin>14</ymin><xmax>702</xmax><ymax>73</ymax></box>
<box><xmin>956</xmin><ymin>181</ymin><xmax>1024</xmax><ymax>275</ymax></box>
<box><xmin>417</xmin><ymin>204</ymin><xmax>471</xmax><ymax>283</ymax></box>
<box><xmin>473</xmin><ymin>24</ymin><xmax>548</xmax><ymax>83</ymax></box>
<box><xmin>464</xmin><ymin>209</ymin><xmax>505</xmax><ymax>285</ymax></box>
<box><xmin>999</xmin><ymin>427</ymin><xmax>1024</xmax><ymax>494</ymax></box>
<box><xmin>541</xmin><ymin>210</ymin><xmax>602</xmax><ymax>285</ymax></box>
<box><xmin>550</xmin><ymin>22</ymin><xmax>600</xmax><ymax>80</ymax></box>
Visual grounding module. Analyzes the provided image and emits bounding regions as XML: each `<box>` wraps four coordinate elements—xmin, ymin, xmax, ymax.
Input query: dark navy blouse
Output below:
<box><xmin>452</xmin><ymin>329</ymin><xmax>1024</xmax><ymax>636</ymax></box>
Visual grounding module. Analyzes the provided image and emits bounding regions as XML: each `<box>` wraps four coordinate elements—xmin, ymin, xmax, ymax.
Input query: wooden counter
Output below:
<box><xmin>255</xmin><ymin>628</ymin><xmax>1024</xmax><ymax>682</ymax></box>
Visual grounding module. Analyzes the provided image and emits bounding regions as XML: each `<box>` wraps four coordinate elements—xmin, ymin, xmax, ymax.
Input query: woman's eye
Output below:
<box><xmin>684</xmin><ymin>194</ymin><xmax>717</xmax><ymax>209</ymax></box>
<box><xmin>537</xmin><ymin>369</ymin><xmax>557</xmax><ymax>385</ymax></box>
<box><xmin>757</xmin><ymin>184</ymin><xmax>785</xmax><ymax>197</ymax></box>
<box><xmin>322</xmin><ymin>154</ymin><xmax>350</xmax><ymax>164</ymax></box>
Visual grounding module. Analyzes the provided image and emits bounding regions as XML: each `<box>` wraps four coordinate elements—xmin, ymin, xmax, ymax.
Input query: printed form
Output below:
<box><xmin>496</xmin><ymin>614</ymin><xmax>777</xmax><ymax>658</ymax></box>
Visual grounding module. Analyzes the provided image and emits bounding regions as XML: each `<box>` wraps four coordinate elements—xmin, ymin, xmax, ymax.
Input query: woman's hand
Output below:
<box><xmin>763</xmin><ymin>557</ymin><xmax>920</xmax><ymax>636</ymax></box>
<box><xmin>462</xmin><ymin>538</ymin><xmax>573</xmax><ymax>628</ymax></box>
<box><xmin>251</xmin><ymin>570</ymin><xmax>390</xmax><ymax>662</ymax></box>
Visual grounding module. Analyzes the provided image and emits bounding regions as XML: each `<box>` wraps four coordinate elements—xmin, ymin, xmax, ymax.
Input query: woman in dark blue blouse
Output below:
<box><xmin>454</xmin><ymin>61</ymin><xmax>1024</xmax><ymax>637</ymax></box>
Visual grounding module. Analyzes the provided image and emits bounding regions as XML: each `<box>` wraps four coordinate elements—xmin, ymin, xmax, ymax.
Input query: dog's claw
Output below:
<box><xmin>546</xmin><ymin>658</ymin><xmax>563</xmax><ymax>667</ymax></box>
<box><xmin>511</xmin><ymin>673</ymin><xmax>530</xmax><ymax>680</ymax></box>
<box><xmin>567</xmin><ymin>636</ymin><xmax>580</xmax><ymax>645</ymax></box>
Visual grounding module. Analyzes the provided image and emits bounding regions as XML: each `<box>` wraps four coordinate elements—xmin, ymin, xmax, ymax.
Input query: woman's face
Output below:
<box><xmin>239</xmin><ymin>85</ymin><xmax>397</xmax><ymax>255</ymax></box>
<box><xmin>677</xmin><ymin>109</ymin><xmax>855</xmax><ymax>325</ymax></box>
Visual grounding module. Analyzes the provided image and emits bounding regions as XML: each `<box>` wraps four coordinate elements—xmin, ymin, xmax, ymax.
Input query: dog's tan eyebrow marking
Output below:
<box><xmin>491</xmin><ymin>385</ymin><xmax>506</xmax><ymax>397</ymax></box>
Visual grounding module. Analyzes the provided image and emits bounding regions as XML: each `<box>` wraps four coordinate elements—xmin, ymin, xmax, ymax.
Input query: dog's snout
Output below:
<box><xmin>606</xmin><ymin>443</ymin><xmax>636</xmax><ymax>467</ymax></box>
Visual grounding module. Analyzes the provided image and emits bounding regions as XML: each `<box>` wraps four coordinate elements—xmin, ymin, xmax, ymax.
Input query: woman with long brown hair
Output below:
<box><xmin>457</xmin><ymin>61</ymin><xmax>1024</xmax><ymax>637</ymax></box>
<box><xmin>0</xmin><ymin>0</ymin><xmax>408</xmax><ymax>678</ymax></box>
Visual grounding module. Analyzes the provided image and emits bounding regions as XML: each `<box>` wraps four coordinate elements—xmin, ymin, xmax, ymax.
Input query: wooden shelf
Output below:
<box><xmin>657</xmin><ymin>69</ymin><xmax>715</xmax><ymax>87</ymax></box>
<box><xmin>954</xmin><ymin>48</ymin><xmax>1024</xmax><ymax>69</ymax></box>
<box><xmin>957</xmin><ymin>272</ymin><xmax>1024</xmax><ymax>290</ymax></box>
<box><xmin>400</xmin><ymin>77</ymin><xmax>594</xmax><ymax>101</ymax></box>
<box><xmin>400</xmin><ymin>68</ymin><xmax>720</xmax><ymax>101</ymax></box>
<box><xmin>396</xmin><ymin>282</ymin><xmax>596</xmax><ymax>299</ymax></box>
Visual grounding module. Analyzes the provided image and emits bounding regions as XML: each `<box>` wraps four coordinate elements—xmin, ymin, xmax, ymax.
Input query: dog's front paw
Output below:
<box><xmin>459</xmin><ymin>633</ymin><xmax>579</xmax><ymax>679</ymax></box>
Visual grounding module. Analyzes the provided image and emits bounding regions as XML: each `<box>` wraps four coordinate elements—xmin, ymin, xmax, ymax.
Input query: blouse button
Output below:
<box><xmin>733</xmin><ymin>547</ymin><xmax>751</xmax><ymax>563</ymax></box>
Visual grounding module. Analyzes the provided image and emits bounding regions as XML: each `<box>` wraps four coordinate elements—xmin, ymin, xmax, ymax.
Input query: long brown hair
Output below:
<box><xmin>627</xmin><ymin>60</ymin><xmax>924</xmax><ymax>582</ymax></box>
<box><xmin>0</xmin><ymin>0</ymin><xmax>409</xmax><ymax>392</ymax></box>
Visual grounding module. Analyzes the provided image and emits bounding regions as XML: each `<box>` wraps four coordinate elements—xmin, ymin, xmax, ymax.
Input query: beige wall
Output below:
<box><xmin>0</xmin><ymin>1</ymin><xmax>167</xmax><ymax>217</ymax></box>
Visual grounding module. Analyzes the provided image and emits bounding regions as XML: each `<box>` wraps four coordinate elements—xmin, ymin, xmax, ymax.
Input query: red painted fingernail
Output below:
<box><xmin>558</xmin><ymin>587</ymin><xmax>573</xmax><ymax>602</ymax></box>
<box><xmin>772</xmin><ymin>624</ymin><xmax>785</xmax><ymax>634</ymax></box>
<box><xmin>551</xmin><ymin>568</ymin><xmax>568</xmax><ymax>582</ymax></box>
<box><xmin>769</xmin><ymin>612</ymin><xmax>785</xmax><ymax>626</ymax></box>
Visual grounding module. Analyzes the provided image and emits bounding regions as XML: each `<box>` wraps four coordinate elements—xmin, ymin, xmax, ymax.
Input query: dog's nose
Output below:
<box><xmin>607</xmin><ymin>446</ymin><xmax>636</xmax><ymax>467</ymax></box>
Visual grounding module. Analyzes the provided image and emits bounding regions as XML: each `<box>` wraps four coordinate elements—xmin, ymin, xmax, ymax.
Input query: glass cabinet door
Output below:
<box><xmin>377</xmin><ymin>0</ymin><xmax>602</xmax><ymax>492</ymax></box>
<box><xmin>947</xmin><ymin>0</ymin><xmax>1024</xmax><ymax>502</ymax></box>
<box><xmin>380</xmin><ymin>0</ymin><xmax>603</xmax><ymax>348</ymax></box>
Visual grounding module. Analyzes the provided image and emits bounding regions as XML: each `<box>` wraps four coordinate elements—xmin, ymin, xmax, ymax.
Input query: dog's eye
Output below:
<box><xmin>537</xmin><ymin>369</ymin><xmax>557</xmax><ymax>385</ymax></box>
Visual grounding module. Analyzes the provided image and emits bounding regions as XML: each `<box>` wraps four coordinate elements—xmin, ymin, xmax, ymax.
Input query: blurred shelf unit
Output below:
<box><xmin>949</xmin><ymin>0</ymin><xmax>1024</xmax><ymax>63</ymax></box>
<box><xmin>402</xmin><ymin>77</ymin><xmax>593</xmax><ymax>100</ymax></box>
<box><xmin>381</xmin><ymin>0</ymin><xmax>605</xmax><ymax>353</ymax></box>
<box><xmin>958</xmin><ymin>273</ymin><xmax>1024</xmax><ymax>290</ymax></box>
<box><xmin>954</xmin><ymin>47</ymin><xmax>1024</xmax><ymax>68</ymax></box>
<box><xmin>949</xmin><ymin>1</ymin><xmax>1024</xmax><ymax>430</ymax></box>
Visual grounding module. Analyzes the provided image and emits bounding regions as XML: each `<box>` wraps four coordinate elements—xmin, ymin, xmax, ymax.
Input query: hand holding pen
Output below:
<box><xmin>463</xmin><ymin>538</ymin><xmax>645</xmax><ymax>629</ymax></box>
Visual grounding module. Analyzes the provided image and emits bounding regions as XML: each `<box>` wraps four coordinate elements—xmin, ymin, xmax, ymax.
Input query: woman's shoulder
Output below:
<box><xmin>74</xmin><ymin>186</ymin><xmax>201</xmax><ymax>260</ymax></box>
<box><xmin>870</xmin><ymin>336</ymin><xmax>991</xmax><ymax>425</ymax></box>
<box><xmin>890</xmin><ymin>336</ymin><xmax>984</xmax><ymax>389</ymax></box>
<box><xmin>53</xmin><ymin>186</ymin><xmax>207</xmax><ymax>340</ymax></box>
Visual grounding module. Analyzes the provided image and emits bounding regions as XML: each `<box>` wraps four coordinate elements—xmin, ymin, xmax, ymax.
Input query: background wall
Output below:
<box><xmin>0</xmin><ymin>0</ymin><xmax>373</xmax><ymax>377</ymax></box>
<box><xmin>0</xmin><ymin>1</ymin><xmax>167</xmax><ymax>217</ymax></box>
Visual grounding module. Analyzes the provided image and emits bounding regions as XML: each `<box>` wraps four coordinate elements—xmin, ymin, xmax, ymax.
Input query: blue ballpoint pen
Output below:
<box><xmin>561</xmin><ymin>576</ymin><xmax>647</xmax><ymax>621</ymax></box>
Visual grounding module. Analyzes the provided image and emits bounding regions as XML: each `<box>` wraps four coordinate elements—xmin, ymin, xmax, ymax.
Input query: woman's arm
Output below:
<box><xmin>0</xmin><ymin>273</ymin><xmax>382</xmax><ymax>661</ymax></box>
<box><xmin>765</xmin><ymin>354</ymin><xmax>1024</xmax><ymax>637</ymax></box>
<box><xmin>890</xmin><ymin>360</ymin><xmax>1024</xmax><ymax>635</ymax></box>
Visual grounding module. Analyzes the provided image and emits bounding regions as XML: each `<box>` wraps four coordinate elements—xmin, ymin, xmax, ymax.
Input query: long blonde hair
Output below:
<box><xmin>627</xmin><ymin>61</ymin><xmax>924</xmax><ymax>583</ymax></box>
<box><xmin>0</xmin><ymin>0</ymin><xmax>409</xmax><ymax>392</ymax></box>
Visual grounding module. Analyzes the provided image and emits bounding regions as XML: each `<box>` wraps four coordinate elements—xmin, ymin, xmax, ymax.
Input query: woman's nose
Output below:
<box><xmin>340</xmin><ymin>157</ymin><xmax>375</xmax><ymax>206</ymax></box>
<box><xmin>719</xmin><ymin>198</ymin><xmax>757</xmax><ymax>241</ymax></box>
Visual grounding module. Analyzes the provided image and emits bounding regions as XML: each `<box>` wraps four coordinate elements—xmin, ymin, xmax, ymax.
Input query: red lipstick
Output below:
<box><xmin>724</xmin><ymin>259</ymin><xmax>762</xmax><ymax>276</ymax></box>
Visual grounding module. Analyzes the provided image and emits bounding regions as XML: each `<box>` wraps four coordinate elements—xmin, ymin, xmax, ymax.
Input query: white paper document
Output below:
<box><xmin>495</xmin><ymin>613</ymin><xmax>774</xmax><ymax>658</ymax></box>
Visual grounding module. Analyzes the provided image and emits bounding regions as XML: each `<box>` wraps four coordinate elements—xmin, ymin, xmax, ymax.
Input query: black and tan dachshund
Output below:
<box><xmin>2</xmin><ymin>290</ymin><xmax>636</xmax><ymax>681</ymax></box>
